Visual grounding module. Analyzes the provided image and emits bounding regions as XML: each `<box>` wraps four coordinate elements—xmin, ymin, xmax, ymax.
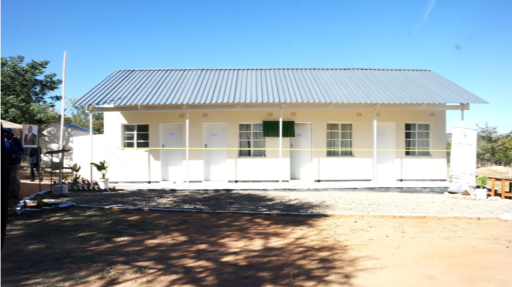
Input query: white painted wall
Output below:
<box><xmin>40</xmin><ymin>123</ymin><xmax>91</xmax><ymax>168</ymax></box>
<box><xmin>73</xmin><ymin>106</ymin><xmax>448</xmax><ymax>183</ymax></box>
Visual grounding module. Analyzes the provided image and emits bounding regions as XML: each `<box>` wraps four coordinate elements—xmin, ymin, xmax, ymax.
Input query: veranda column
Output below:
<box><xmin>373</xmin><ymin>107</ymin><xmax>377</xmax><ymax>181</ymax></box>
<box><xmin>186</xmin><ymin>110</ymin><xmax>190</xmax><ymax>190</ymax></box>
<box><xmin>89</xmin><ymin>111</ymin><xmax>93</xmax><ymax>184</ymax></box>
<box><xmin>279</xmin><ymin>108</ymin><xmax>283</xmax><ymax>183</ymax></box>
<box><xmin>460</xmin><ymin>104</ymin><xmax>465</xmax><ymax>127</ymax></box>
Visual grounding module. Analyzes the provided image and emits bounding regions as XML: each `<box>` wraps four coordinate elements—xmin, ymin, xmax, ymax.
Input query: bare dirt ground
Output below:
<box><xmin>3</xmin><ymin>166</ymin><xmax>511</xmax><ymax>286</ymax></box>
<box><xmin>2</xmin><ymin>208</ymin><xmax>512</xmax><ymax>287</ymax></box>
<box><xmin>17</xmin><ymin>168</ymin><xmax>60</xmax><ymax>198</ymax></box>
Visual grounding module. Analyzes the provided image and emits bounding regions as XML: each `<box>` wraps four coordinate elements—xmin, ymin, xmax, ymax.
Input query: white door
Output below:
<box><xmin>203</xmin><ymin>123</ymin><xmax>228</xmax><ymax>181</ymax></box>
<box><xmin>376</xmin><ymin>122</ymin><xmax>396</xmax><ymax>181</ymax></box>
<box><xmin>160</xmin><ymin>123</ymin><xmax>184</xmax><ymax>182</ymax></box>
<box><xmin>290</xmin><ymin>123</ymin><xmax>313</xmax><ymax>180</ymax></box>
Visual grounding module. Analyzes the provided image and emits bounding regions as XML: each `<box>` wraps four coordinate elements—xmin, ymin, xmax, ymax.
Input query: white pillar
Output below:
<box><xmin>186</xmin><ymin>110</ymin><xmax>190</xmax><ymax>190</ymax></box>
<box><xmin>461</xmin><ymin>105</ymin><xmax>465</xmax><ymax>127</ymax></box>
<box><xmin>58</xmin><ymin>51</ymin><xmax>67</xmax><ymax>184</ymax></box>
<box><xmin>373</xmin><ymin>107</ymin><xmax>377</xmax><ymax>181</ymax></box>
<box><xmin>59</xmin><ymin>51</ymin><xmax>67</xmax><ymax>150</ymax></box>
<box><xmin>279</xmin><ymin>108</ymin><xmax>283</xmax><ymax>183</ymax></box>
<box><xmin>89</xmin><ymin>111</ymin><xmax>93</xmax><ymax>184</ymax></box>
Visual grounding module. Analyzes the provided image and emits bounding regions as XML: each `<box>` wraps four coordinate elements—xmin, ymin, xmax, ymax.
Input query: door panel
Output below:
<box><xmin>290</xmin><ymin>123</ymin><xmax>313</xmax><ymax>180</ymax></box>
<box><xmin>203</xmin><ymin>123</ymin><xmax>228</xmax><ymax>181</ymax></box>
<box><xmin>376</xmin><ymin>122</ymin><xmax>396</xmax><ymax>181</ymax></box>
<box><xmin>161</xmin><ymin>123</ymin><xmax>184</xmax><ymax>182</ymax></box>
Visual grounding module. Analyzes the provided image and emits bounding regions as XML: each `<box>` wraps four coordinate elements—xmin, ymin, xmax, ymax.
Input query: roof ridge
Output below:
<box><xmin>114</xmin><ymin>68</ymin><xmax>432</xmax><ymax>72</ymax></box>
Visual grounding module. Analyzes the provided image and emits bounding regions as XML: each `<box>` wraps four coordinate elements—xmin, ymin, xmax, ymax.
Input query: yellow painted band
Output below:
<box><xmin>92</xmin><ymin>146</ymin><xmax>450</xmax><ymax>152</ymax></box>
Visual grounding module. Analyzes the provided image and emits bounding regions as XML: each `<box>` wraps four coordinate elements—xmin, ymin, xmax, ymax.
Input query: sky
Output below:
<box><xmin>2</xmin><ymin>0</ymin><xmax>511</xmax><ymax>133</ymax></box>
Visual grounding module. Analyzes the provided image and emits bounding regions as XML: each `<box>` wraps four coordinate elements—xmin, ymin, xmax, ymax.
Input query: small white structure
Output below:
<box><xmin>1</xmin><ymin>119</ymin><xmax>23</xmax><ymax>130</ymax></box>
<box><xmin>1</xmin><ymin>120</ymin><xmax>23</xmax><ymax>137</ymax></box>
<box><xmin>74</xmin><ymin>68</ymin><xmax>487</xmax><ymax>186</ymax></box>
<box><xmin>40</xmin><ymin>123</ymin><xmax>92</xmax><ymax>168</ymax></box>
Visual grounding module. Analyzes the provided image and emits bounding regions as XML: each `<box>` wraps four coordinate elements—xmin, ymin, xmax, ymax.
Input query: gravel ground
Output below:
<box><xmin>45</xmin><ymin>190</ymin><xmax>512</xmax><ymax>217</ymax></box>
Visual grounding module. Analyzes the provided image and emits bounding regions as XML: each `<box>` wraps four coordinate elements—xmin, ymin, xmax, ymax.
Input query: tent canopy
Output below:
<box><xmin>1</xmin><ymin>120</ymin><xmax>22</xmax><ymax>129</ymax></box>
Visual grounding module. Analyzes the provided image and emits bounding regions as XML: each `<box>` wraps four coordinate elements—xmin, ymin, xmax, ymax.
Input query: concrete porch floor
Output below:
<box><xmin>112</xmin><ymin>180</ymin><xmax>451</xmax><ymax>193</ymax></box>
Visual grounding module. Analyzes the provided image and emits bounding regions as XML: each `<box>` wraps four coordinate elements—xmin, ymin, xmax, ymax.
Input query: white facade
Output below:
<box><xmin>40</xmin><ymin>123</ymin><xmax>90</xmax><ymax>168</ymax></box>
<box><xmin>76</xmin><ymin>105</ymin><xmax>448</xmax><ymax>184</ymax></box>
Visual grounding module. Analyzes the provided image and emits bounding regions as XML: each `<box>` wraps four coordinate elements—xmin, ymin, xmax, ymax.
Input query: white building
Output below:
<box><xmin>40</xmin><ymin>122</ymin><xmax>92</xmax><ymax>168</ymax></box>
<box><xmin>75</xmin><ymin>68</ymin><xmax>487</xmax><ymax>186</ymax></box>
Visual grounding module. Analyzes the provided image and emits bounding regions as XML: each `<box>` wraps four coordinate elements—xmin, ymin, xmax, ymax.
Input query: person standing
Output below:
<box><xmin>4</xmin><ymin>128</ymin><xmax>24</xmax><ymax>199</ymax></box>
<box><xmin>2</xmin><ymin>125</ymin><xmax>11</xmax><ymax>249</ymax></box>
<box><xmin>28</xmin><ymin>146</ymin><xmax>42</xmax><ymax>182</ymax></box>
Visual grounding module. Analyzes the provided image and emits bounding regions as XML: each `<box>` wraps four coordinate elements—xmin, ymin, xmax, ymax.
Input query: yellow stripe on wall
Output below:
<box><xmin>92</xmin><ymin>146</ymin><xmax>450</xmax><ymax>152</ymax></box>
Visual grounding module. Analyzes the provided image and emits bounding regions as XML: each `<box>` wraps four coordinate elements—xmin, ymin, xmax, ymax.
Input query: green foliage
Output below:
<box><xmin>477</xmin><ymin>123</ymin><xmax>512</xmax><ymax>167</ymax></box>
<box><xmin>36</xmin><ymin>197</ymin><xmax>45</xmax><ymax>208</ymax></box>
<box><xmin>69</xmin><ymin>163</ymin><xmax>82</xmax><ymax>183</ymax></box>
<box><xmin>69</xmin><ymin>163</ymin><xmax>81</xmax><ymax>174</ymax></box>
<box><xmin>65</xmin><ymin>98</ymin><xmax>104</xmax><ymax>134</ymax></box>
<box><xmin>1</xmin><ymin>56</ymin><xmax>62</xmax><ymax>127</ymax></box>
<box><xmin>71</xmin><ymin>174</ymin><xmax>81</xmax><ymax>184</ymax></box>
<box><xmin>90</xmin><ymin>160</ymin><xmax>109</xmax><ymax>179</ymax></box>
<box><xmin>476</xmin><ymin>175</ymin><xmax>488</xmax><ymax>189</ymax></box>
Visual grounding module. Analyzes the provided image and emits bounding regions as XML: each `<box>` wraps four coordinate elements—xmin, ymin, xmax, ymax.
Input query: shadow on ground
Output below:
<box><xmin>56</xmin><ymin>190</ymin><xmax>334</xmax><ymax>213</ymax></box>
<box><xmin>2</xmin><ymin>205</ymin><xmax>368</xmax><ymax>286</ymax></box>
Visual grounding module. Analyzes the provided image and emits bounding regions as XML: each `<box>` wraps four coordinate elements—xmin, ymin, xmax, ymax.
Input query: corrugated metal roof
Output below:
<box><xmin>76</xmin><ymin>68</ymin><xmax>488</xmax><ymax>106</ymax></box>
<box><xmin>51</xmin><ymin>122</ymin><xmax>92</xmax><ymax>133</ymax></box>
<box><xmin>64</xmin><ymin>123</ymin><xmax>92</xmax><ymax>132</ymax></box>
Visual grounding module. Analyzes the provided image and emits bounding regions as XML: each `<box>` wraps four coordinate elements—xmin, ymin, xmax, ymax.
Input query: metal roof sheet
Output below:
<box><xmin>63</xmin><ymin>123</ymin><xmax>92</xmax><ymax>133</ymax></box>
<box><xmin>75</xmin><ymin>68</ymin><xmax>488</xmax><ymax>106</ymax></box>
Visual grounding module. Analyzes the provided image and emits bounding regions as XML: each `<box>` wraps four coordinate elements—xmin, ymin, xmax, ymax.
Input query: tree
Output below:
<box><xmin>1</xmin><ymin>56</ymin><xmax>62</xmax><ymax>127</ymax></box>
<box><xmin>476</xmin><ymin>123</ymin><xmax>512</xmax><ymax>167</ymax></box>
<box><xmin>65</xmin><ymin>98</ymin><xmax>104</xmax><ymax>134</ymax></box>
<box><xmin>477</xmin><ymin>123</ymin><xmax>499</xmax><ymax>166</ymax></box>
<box><xmin>494</xmin><ymin>135</ymin><xmax>512</xmax><ymax>166</ymax></box>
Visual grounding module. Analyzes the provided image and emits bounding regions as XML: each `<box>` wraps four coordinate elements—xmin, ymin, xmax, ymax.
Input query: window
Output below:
<box><xmin>239</xmin><ymin>123</ymin><xmax>265</xmax><ymax>157</ymax></box>
<box><xmin>405</xmin><ymin>123</ymin><xmax>430</xmax><ymax>156</ymax></box>
<box><xmin>123</xmin><ymin>124</ymin><xmax>149</xmax><ymax>148</ymax></box>
<box><xmin>327</xmin><ymin>123</ymin><xmax>353</xmax><ymax>156</ymax></box>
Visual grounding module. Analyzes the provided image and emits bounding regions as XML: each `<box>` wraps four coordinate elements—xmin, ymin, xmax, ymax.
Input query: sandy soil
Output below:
<box><xmin>17</xmin><ymin>168</ymin><xmax>70</xmax><ymax>198</ymax></box>
<box><xmin>2</xmin><ymin>209</ymin><xmax>511</xmax><ymax>287</ymax></box>
<box><xmin>4</xmin><ymin>166</ymin><xmax>511</xmax><ymax>286</ymax></box>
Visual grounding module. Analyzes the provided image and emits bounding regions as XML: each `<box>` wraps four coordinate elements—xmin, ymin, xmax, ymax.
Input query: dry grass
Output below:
<box><xmin>477</xmin><ymin>166</ymin><xmax>512</xmax><ymax>179</ymax></box>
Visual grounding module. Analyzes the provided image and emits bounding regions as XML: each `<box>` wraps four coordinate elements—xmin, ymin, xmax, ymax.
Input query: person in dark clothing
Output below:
<box><xmin>4</xmin><ymin>128</ymin><xmax>24</xmax><ymax>199</ymax></box>
<box><xmin>28</xmin><ymin>146</ymin><xmax>42</xmax><ymax>181</ymax></box>
<box><xmin>2</xmin><ymin>125</ymin><xmax>11</xmax><ymax>249</ymax></box>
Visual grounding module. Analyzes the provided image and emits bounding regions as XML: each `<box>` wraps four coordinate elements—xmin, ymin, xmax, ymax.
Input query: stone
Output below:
<box><xmin>499</xmin><ymin>213</ymin><xmax>512</xmax><ymax>221</ymax></box>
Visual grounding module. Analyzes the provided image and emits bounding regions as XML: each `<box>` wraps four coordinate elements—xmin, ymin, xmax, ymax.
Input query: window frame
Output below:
<box><xmin>238</xmin><ymin>123</ymin><xmax>266</xmax><ymax>157</ymax></box>
<box><xmin>122</xmin><ymin>124</ymin><xmax>149</xmax><ymax>149</ymax></box>
<box><xmin>405</xmin><ymin>123</ymin><xmax>431</xmax><ymax>156</ymax></box>
<box><xmin>326</xmin><ymin>122</ymin><xmax>353</xmax><ymax>157</ymax></box>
